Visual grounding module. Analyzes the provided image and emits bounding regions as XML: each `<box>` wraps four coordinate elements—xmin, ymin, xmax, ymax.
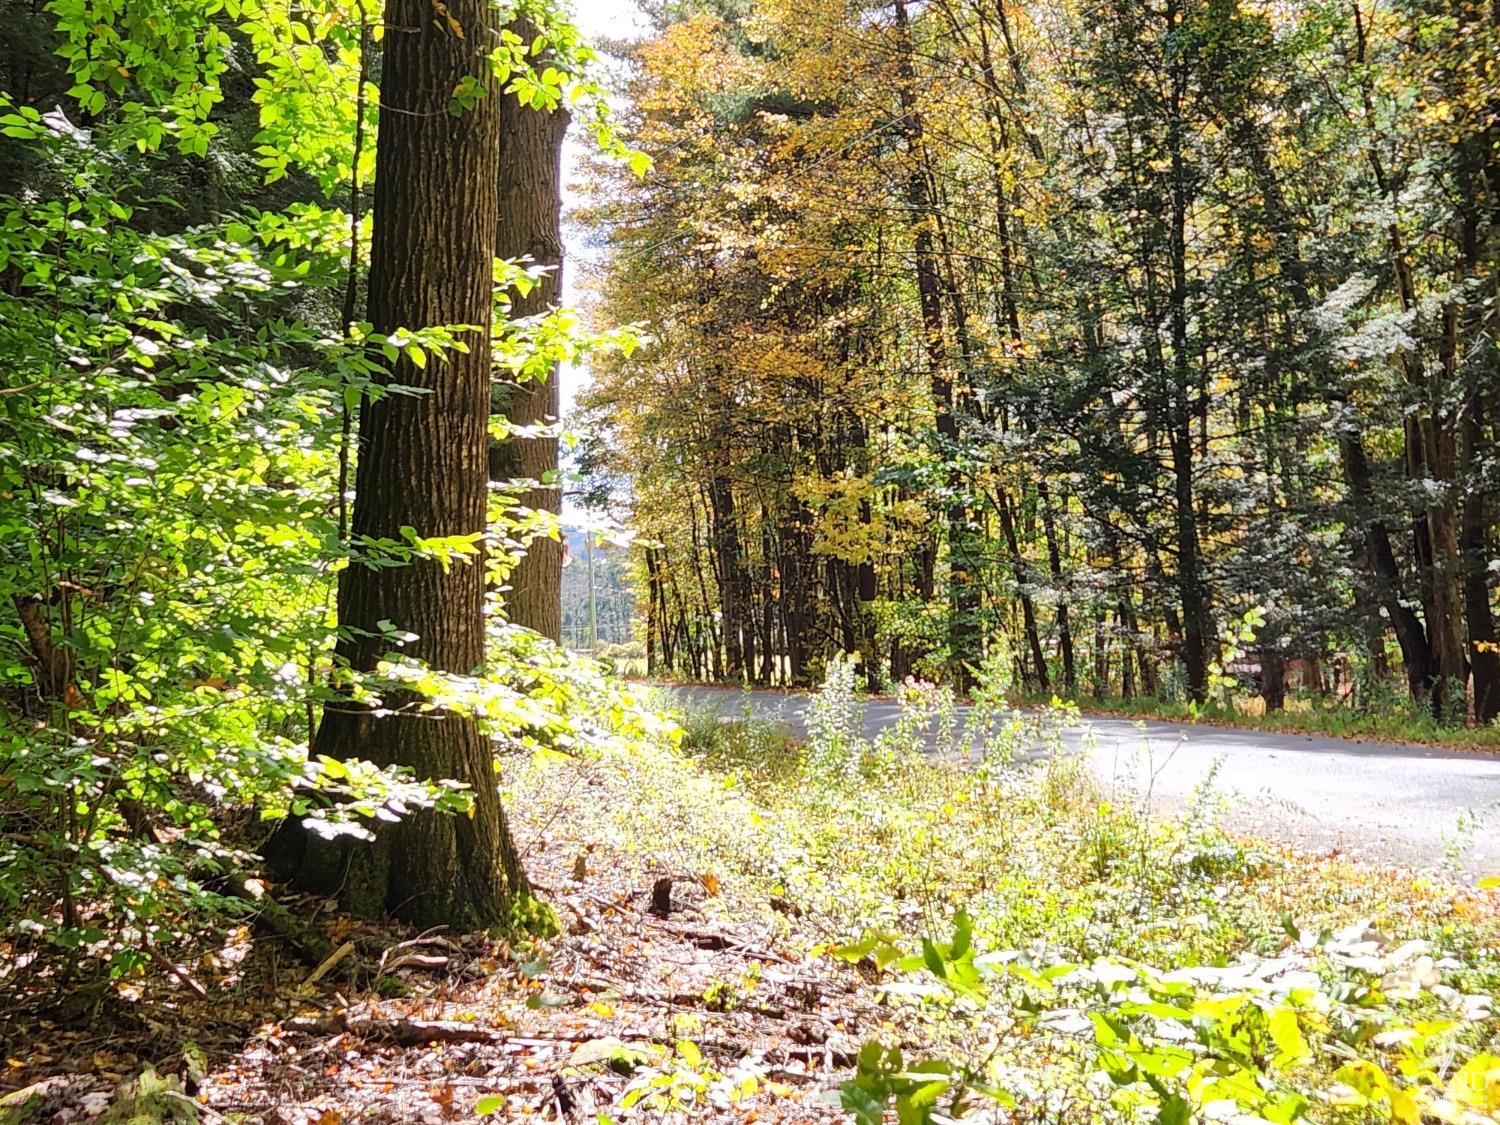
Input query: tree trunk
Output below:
<box><xmin>892</xmin><ymin>0</ymin><xmax>972</xmax><ymax>690</ymax></box>
<box><xmin>996</xmin><ymin>489</ymin><xmax>1049</xmax><ymax>692</ymax></box>
<box><xmin>1457</xmin><ymin>146</ymin><xmax>1500</xmax><ymax>721</ymax></box>
<box><xmin>490</xmin><ymin>16</ymin><xmax>569</xmax><ymax>642</ymax></box>
<box><xmin>1039</xmin><ymin>483</ymin><xmax>1075</xmax><ymax>693</ymax></box>
<box><xmin>1164</xmin><ymin>0</ymin><xmax>1211</xmax><ymax>702</ymax></box>
<box><xmin>707</xmin><ymin>475</ymin><xmax>747</xmax><ymax>679</ymax></box>
<box><xmin>1261</xmin><ymin>648</ymin><xmax>1286</xmax><ymax>712</ymax></box>
<box><xmin>278</xmin><ymin>0</ymin><xmax>528</xmax><ymax>931</ymax></box>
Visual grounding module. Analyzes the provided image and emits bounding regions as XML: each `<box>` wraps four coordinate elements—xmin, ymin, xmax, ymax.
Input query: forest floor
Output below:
<box><xmin>2</xmin><ymin>809</ymin><xmax>866</xmax><ymax>1123</ymax></box>
<box><xmin>4</xmin><ymin>696</ymin><xmax>1498</xmax><ymax>1124</ymax></box>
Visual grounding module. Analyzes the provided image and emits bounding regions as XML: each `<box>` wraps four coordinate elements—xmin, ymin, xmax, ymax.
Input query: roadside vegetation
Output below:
<box><xmin>521</xmin><ymin>665</ymin><xmax>1500</xmax><ymax>1123</ymax></box>
<box><xmin>2</xmin><ymin>0</ymin><xmax>1498</xmax><ymax>1120</ymax></box>
<box><xmin>8</xmin><ymin>661</ymin><xmax>1497</xmax><ymax>1121</ymax></box>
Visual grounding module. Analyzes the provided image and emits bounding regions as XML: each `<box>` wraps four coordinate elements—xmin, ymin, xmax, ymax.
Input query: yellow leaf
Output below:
<box><xmin>1390</xmin><ymin>1089</ymin><xmax>1422</xmax><ymax>1125</ymax></box>
<box><xmin>1448</xmin><ymin>1053</ymin><xmax>1500</xmax><ymax>1110</ymax></box>
<box><xmin>430</xmin><ymin>0</ymin><xmax>463</xmax><ymax>37</ymax></box>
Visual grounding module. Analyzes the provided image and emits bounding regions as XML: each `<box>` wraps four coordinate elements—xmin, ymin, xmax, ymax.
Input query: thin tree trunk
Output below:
<box><xmin>1164</xmin><ymin>0</ymin><xmax>1211</xmax><ymax>702</ymax></box>
<box><xmin>893</xmin><ymin>0</ymin><xmax>971</xmax><ymax>689</ymax></box>
<box><xmin>1038</xmin><ymin>483</ymin><xmax>1075</xmax><ymax>693</ymax></box>
<box><xmin>995</xmin><ymin>489</ymin><xmax>1048</xmax><ymax>691</ymax></box>
<box><xmin>490</xmin><ymin>19</ymin><xmax>569</xmax><ymax>641</ymax></box>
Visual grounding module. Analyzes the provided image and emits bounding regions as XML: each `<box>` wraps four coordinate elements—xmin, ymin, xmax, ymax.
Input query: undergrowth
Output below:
<box><xmin>512</xmin><ymin>667</ymin><xmax>1500</xmax><ymax>1123</ymax></box>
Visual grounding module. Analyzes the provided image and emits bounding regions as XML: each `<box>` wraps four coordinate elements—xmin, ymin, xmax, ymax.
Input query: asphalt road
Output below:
<box><xmin>668</xmin><ymin>686</ymin><xmax>1500</xmax><ymax>881</ymax></box>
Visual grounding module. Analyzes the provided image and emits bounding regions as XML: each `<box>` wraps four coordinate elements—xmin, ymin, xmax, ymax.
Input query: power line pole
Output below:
<box><xmin>585</xmin><ymin>532</ymin><xmax>598</xmax><ymax>655</ymax></box>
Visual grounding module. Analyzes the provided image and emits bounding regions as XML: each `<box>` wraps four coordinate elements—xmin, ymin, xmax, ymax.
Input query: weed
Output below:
<box><xmin>508</xmin><ymin>662</ymin><xmax>1500</xmax><ymax>1125</ymax></box>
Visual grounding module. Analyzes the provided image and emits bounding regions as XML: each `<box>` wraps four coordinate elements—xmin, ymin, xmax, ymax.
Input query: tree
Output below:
<box><xmin>580</xmin><ymin>0</ymin><xmax>1499</xmax><ymax>724</ymax></box>
<box><xmin>278</xmin><ymin>0</ymin><xmax>529</xmax><ymax>930</ymax></box>
<box><xmin>490</xmin><ymin>15</ymin><xmax>571</xmax><ymax>643</ymax></box>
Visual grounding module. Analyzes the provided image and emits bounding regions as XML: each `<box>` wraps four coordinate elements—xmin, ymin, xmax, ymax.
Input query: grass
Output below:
<box><xmin>510</xmin><ymin>678</ymin><xmax>1500</xmax><ymax>1123</ymax></box>
<box><xmin>14</xmin><ymin>673</ymin><xmax>1495</xmax><ymax>1122</ymax></box>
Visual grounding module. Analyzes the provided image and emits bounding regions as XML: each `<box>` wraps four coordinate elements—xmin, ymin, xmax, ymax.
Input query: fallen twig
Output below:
<box><xmin>303</xmin><ymin>939</ymin><xmax>356</xmax><ymax>988</ymax></box>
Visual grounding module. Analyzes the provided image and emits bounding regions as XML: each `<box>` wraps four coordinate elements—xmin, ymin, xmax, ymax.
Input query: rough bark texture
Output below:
<box><xmin>280</xmin><ymin>0</ymin><xmax>527</xmax><ymax>930</ymax></box>
<box><xmin>490</xmin><ymin>15</ymin><xmax>569</xmax><ymax>643</ymax></box>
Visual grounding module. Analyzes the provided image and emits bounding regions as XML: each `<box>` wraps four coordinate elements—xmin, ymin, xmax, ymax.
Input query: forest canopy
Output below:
<box><xmin>577</xmin><ymin>0</ymin><xmax>1500</xmax><ymax>727</ymax></box>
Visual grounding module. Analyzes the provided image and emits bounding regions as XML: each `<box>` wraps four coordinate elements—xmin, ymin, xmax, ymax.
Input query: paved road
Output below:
<box><xmin>668</xmin><ymin>686</ymin><xmax>1500</xmax><ymax>880</ymax></box>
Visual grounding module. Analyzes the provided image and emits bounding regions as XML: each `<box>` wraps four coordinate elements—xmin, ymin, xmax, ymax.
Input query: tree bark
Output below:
<box><xmin>1456</xmin><ymin>134</ymin><xmax>1500</xmax><ymax>722</ymax></box>
<box><xmin>277</xmin><ymin>0</ymin><xmax>528</xmax><ymax>931</ymax></box>
<box><xmin>490</xmin><ymin>16</ymin><xmax>569</xmax><ymax>642</ymax></box>
<box><xmin>1164</xmin><ymin>0</ymin><xmax>1211</xmax><ymax>702</ymax></box>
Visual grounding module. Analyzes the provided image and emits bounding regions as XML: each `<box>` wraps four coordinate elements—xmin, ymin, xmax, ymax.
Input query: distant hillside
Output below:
<box><xmin>560</xmin><ymin>530</ymin><xmax>637</xmax><ymax>651</ymax></box>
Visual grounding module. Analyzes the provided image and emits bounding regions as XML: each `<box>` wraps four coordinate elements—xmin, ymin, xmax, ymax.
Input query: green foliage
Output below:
<box><xmin>515</xmin><ymin>670</ymin><xmax>1500</xmax><ymax>1125</ymax></box>
<box><xmin>843</xmin><ymin>914</ymin><xmax>1499</xmax><ymax>1124</ymax></box>
<box><xmin>803</xmin><ymin>653</ymin><xmax>866</xmax><ymax>784</ymax></box>
<box><xmin>582</xmin><ymin>0</ymin><xmax>1500</xmax><ymax>729</ymax></box>
<box><xmin>0</xmin><ymin>0</ymin><xmax>652</xmax><ymax>990</ymax></box>
<box><xmin>0</xmin><ymin>102</ymin><xmax>359</xmax><ymax>965</ymax></box>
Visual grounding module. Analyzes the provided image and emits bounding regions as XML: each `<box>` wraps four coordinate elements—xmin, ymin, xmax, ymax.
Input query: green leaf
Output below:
<box><xmin>1268</xmin><ymin>1006</ymin><xmax>1311</xmax><ymax>1068</ymax></box>
<box><xmin>1155</xmin><ymin>1093</ymin><xmax>1192</xmax><ymax>1125</ymax></box>
<box><xmin>950</xmin><ymin>910</ymin><xmax>972</xmax><ymax>959</ymax></box>
<box><xmin>921</xmin><ymin>938</ymin><xmax>947</xmax><ymax>980</ymax></box>
<box><xmin>317</xmin><ymin>755</ymin><xmax>349</xmax><ymax>780</ymax></box>
<box><xmin>839</xmin><ymin>1083</ymin><xmax>886</xmax><ymax>1125</ymax></box>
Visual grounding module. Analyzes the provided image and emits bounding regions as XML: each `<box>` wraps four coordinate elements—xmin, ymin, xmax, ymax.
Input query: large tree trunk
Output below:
<box><xmin>490</xmin><ymin>17</ymin><xmax>569</xmax><ymax>642</ymax></box>
<box><xmin>277</xmin><ymin>0</ymin><xmax>528</xmax><ymax>931</ymax></box>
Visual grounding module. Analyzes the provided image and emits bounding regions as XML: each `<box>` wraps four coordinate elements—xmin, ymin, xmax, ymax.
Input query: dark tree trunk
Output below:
<box><xmin>1458</xmin><ymin>241</ymin><xmax>1500</xmax><ymax>725</ymax></box>
<box><xmin>1039</xmin><ymin>483</ymin><xmax>1075</xmax><ymax>693</ymax></box>
<box><xmin>490</xmin><ymin>18</ymin><xmax>569</xmax><ymax>642</ymax></box>
<box><xmin>1117</xmin><ymin>605</ymin><xmax>1137</xmax><ymax>698</ymax></box>
<box><xmin>1092</xmin><ymin>609</ymin><xmax>1108</xmax><ymax>698</ymax></box>
<box><xmin>996</xmin><ymin>489</ymin><xmax>1049</xmax><ymax>692</ymax></box>
<box><xmin>707</xmin><ymin>475</ymin><xmax>748</xmax><ymax>679</ymax></box>
<box><xmin>1164</xmin><ymin>0</ymin><xmax>1211</xmax><ymax>703</ymax></box>
<box><xmin>1340</xmin><ymin>436</ymin><xmax>1437</xmax><ymax>702</ymax></box>
<box><xmin>1261</xmin><ymin>649</ymin><xmax>1286</xmax><ymax>712</ymax></box>
<box><xmin>278</xmin><ymin>0</ymin><xmax>528</xmax><ymax>931</ymax></box>
<box><xmin>893</xmin><ymin>0</ymin><xmax>973</xmax><ymax>690</ymax></box>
